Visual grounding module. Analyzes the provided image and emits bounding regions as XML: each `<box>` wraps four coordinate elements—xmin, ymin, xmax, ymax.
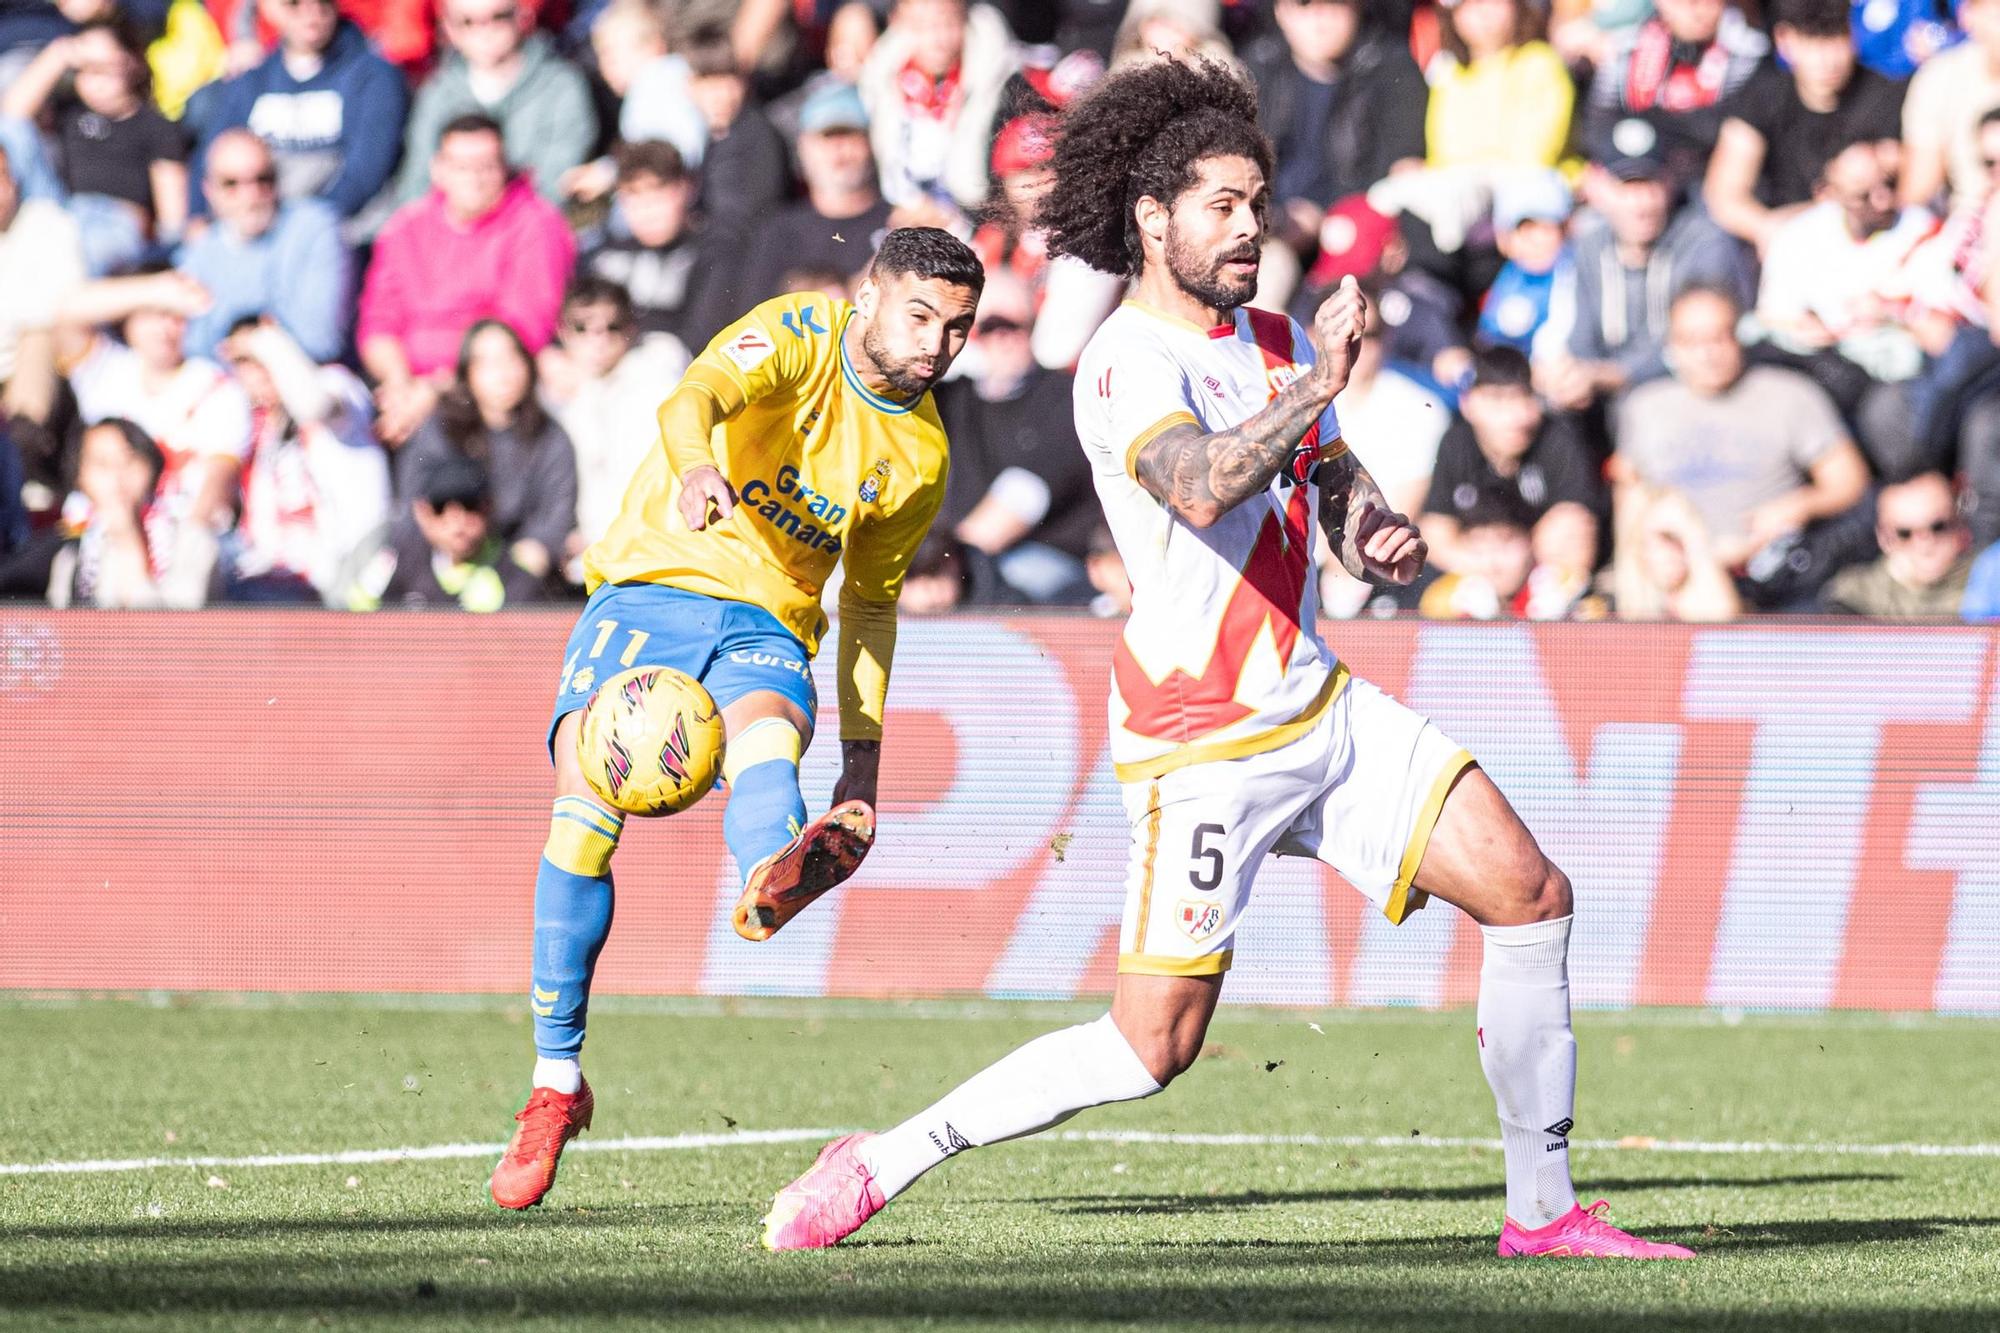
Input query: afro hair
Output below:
<box><xmin>1040</xmin><ymin>57</ymin><xmax>1273</xmax><ymax>279</ymax></box>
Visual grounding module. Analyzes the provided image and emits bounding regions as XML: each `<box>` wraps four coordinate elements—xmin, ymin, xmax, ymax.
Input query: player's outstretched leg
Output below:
<box><xmin>493</xmin><ymin>714</ymin><xmax>619</xmax><ymax>1209</ymax></box>
<box><xmin>1416</xmin><ymin>768</ymin><xmax>1693</xmax><ymax>1260</ymax></box>
<box><xmin>760</xmin><ymin>976</ymin><xmax>1210</xmax><ymax>1249</ymax></box>
<box><xmin>722</xmin><ymin>706</ymin><xmax>874</xmax><ymax>941</ymax></box>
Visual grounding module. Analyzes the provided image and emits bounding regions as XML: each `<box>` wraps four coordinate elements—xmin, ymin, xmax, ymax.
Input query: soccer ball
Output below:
<box><xmin>576</xmin><ymin>666</ymin><xmax>723</xmax><ymax>816</ymax></box>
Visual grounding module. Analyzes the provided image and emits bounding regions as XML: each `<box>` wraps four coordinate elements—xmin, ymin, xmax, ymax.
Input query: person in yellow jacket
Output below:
<box><xmin>486</xmin><ymin>226</ymin><xmax>984</xmax><ymax>1212</ymax></box>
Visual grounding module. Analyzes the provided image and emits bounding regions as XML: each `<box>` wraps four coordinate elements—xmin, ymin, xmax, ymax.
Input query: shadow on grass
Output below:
<box><xmin>1030</xmin><ymin>1172</ymin><xmax>1898</xmax><ymax>1213</ymax></box>
<box><xmin>0</xmin><ymin>1214</ymin><xmax>1992</xmax><ymax>1329</ymax></box>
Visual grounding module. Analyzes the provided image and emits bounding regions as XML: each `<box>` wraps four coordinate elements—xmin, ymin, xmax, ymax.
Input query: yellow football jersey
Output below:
<box><xmin>584</xmin><ymin>293</ymin><xmax>950</xmax><ymax>654</ymax></box>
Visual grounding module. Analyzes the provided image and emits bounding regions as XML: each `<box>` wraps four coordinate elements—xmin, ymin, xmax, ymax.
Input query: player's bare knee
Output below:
<box><xmin>1134</xmin><ymin>1033</ymin><xmax>1202</xmax><ymax>1087</ymax></box>
<box><xmin>1527</xmin><ymin>861</ymin><xmax>1572</xmax><ymax>921</ymax></box>
<box><xmin>1113</xmin><ymin>1014</ymin><xmax>1204</xmax><ymax>1086</ymax></box>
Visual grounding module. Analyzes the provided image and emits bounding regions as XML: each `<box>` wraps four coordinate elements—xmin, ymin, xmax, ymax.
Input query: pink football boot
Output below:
<box><xmin>760</xmin><ymin>1132</ymin><xmax>886</xmax><ymax>1250</ymax></box>
<box><xmin>1498</xmin><ymin>1199</ymin><xmax>1696</xmax><ymax>1259</ymax></box>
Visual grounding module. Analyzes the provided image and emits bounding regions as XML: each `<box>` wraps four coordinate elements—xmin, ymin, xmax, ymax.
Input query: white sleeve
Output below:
<box><xmin>1076</xmin><ymin>327</ymin><xmax>1203</xmax><ymax>482</ymax></box>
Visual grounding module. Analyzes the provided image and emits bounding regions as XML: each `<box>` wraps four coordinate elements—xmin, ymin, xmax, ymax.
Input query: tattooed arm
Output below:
<box><xmin>1131</xmin><ymin>374</ymin><xmax>1343</xmax><ymax>529</ymax></box>
<box><xmin>1318</xmin><ymin>447</ymin><xmax>1427</xmax><ymax>586</ymax></box>
<box><xmin>1131</xmin><ymin>278</ymin><xmax>1370</xmax><ymax>530</ymax></box>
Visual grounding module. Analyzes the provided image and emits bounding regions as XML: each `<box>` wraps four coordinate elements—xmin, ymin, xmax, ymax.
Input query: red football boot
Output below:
<box><xmin>489</xmin><ymin>1080</ymin><xmax>594</xmax><ymax>1209</ymax></box>
<box><xmin>731</xmin><ymin>801</ymin><xmax>875</xmax><ymax>941</ymax></box>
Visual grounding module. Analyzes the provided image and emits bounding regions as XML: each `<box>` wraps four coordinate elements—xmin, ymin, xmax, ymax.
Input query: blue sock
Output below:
<box><xmin>532</xmin><ymin>796</ymin><xmax>623</xmax><ymax>1059</ymax></box>
<box><xmin>723</xmin><ymin>759</ymin><xmax>808</xmax><ymax>883</ymax></box>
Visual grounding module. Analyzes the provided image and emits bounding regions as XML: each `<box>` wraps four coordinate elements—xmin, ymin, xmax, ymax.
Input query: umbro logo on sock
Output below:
<box><xmin>928</xmin><ymin>1123</ymin><xmax>973</xmax><ymax>1156</ymax></box>
<box><xmin>1544</xmin><ymin>1117</ymin><xmax>1573</xmax><ymax>1151</ymax></box>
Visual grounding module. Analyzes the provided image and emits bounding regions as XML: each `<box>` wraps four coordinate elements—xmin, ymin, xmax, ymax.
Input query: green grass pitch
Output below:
<box><xmin>4</xmin><ymin>997</ymin><xmax>1997</xmax><ymax>1331</ymax></box>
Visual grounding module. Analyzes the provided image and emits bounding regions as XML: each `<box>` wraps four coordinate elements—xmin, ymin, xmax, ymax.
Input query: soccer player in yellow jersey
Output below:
<box><xmin>489</xmin><ymin>228</ymin><xmax>984</xmax><ymax>1210</ymax></box>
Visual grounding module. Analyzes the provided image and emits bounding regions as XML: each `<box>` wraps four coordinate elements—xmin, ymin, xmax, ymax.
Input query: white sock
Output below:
<box><xmin>1476</xmin><ymin>914</ymin><xmax>1579</xmax><ymax>1229</ymax></box>
<box><xmin>533</xmin><ymin>1056</ymin><xmax>582</xmax><ymax>1094</ymax></box>
<box><xmin>858</xmin><ymin>1014</ymin><xmax>1163</xmax><ymax>1200</ymax></box>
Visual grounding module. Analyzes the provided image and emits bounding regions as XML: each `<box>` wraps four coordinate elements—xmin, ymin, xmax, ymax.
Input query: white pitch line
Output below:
<box><xmin>5</xmin><ymin>1128</ymin><xmax>1997</xmax><ymax>1177</ymax></box>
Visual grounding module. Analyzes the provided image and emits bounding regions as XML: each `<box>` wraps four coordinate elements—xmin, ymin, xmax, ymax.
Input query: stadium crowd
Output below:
<box><xmin>2</xmin><ymin>0</ymin><xmax>2000</xmax><ymax>619</ymax></box>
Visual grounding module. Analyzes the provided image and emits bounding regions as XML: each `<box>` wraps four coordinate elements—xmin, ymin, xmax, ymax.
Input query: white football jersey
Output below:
<box><xmin>1074</xmin><ymin>300</ymin><xmax>1347</xmax><ymax>784</ymax></box>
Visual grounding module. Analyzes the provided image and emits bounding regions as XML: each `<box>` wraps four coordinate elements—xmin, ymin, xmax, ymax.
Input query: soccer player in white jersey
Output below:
<box><xmin>761</xmin><ymin>58</ymin><xmax>1693</xmax><ymax>1260</ymax></box>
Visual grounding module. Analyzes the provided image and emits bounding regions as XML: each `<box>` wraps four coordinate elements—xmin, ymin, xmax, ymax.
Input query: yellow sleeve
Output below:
<box><xmin>834</xmin><ymin>470</ymin><xmax>947</xmax><ymax>741</ymax></box>
<box><xmin>656</xmin><ymin>296</ymin><xmax>821</xmax><ymax>477</ymax></box>
<box><xmin>835</xmin><ymin>584</ymin><xmax>898</xmax><ymax>743</ymax></box>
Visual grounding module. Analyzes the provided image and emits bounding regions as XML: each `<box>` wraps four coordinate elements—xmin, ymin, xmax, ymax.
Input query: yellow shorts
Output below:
<box><xmin>1117</xmin><ymin>677</ymin><xmax>1474</xmax><ymax>978</ymax></box>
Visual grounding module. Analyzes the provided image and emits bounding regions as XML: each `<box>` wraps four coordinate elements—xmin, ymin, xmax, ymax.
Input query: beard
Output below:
<box><xmin>861</xmin><ymin>318</ymin><xmax>938</xmax><ymax>395</ymax></box>
<box><xmin>1165</xmin><ymin>220</ymin><xmax>1259</xmax><ymax>311</ymax></box>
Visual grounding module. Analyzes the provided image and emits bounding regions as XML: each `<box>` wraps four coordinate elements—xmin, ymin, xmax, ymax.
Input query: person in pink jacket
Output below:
<box><xmin>358</xmin><ymin>113</ymin><xmax>577</xmax><ymax>445</ymax></box>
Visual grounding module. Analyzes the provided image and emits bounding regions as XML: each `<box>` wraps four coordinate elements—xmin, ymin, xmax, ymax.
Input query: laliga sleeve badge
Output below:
<box><xmin>722</xmin><ymin>325</ymin><xmax>776</xmax><ymax>371</ymax></box>
<box><xmin>858</xmin><ymin>458</ymin><xmax>892</xmax><ymax>504</ymax></box>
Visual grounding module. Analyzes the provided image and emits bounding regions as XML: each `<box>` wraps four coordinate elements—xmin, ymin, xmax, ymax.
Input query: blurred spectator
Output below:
<box><xmin>1535</xmin><ymin>149</ymin><xmax>1746</xmax><ymax>412</ymax></box>
<box><xmin>1294</xmin><ymin>194</ymin><xmax>1469</xmax><ymax>390</ymax></box>
<box><xmin>1610</xmin><ymin>483</ymin><xmax>1743</xmax><ymax>620</ymax></box>
<box><xmin>1614</xmin><ymin>285</ymin><xmax>1873</xmax><ymax>607</ymax></box>
<box><xmin>1417</xmin><ymin>493</ymin><xmax>1538</xmax><ymax>618</ymax></box>
<box><xmin>185</xmin><ymin>0</ymin><xmax>407</xmax><ymax>222</ymax></box>
<box><xmin>1704</xmin><ymin>0</ymin><xmax>1905</xmax><ymax>254</ymax></box>
<box><xmin>0</xmin><ymin>137</ymin><xmax>85</xmax><ymax>504</ymax></box>
<box><xmin>587</xmin><ymin>0</ymin><xmax>705</xmax><ymax>180</ymax></box>
<box><xmin>859</xmin><ymin>0</ymin><xmax>1019</xmax><ymax>217</ymax></box>
<box><xmin>1335</xmin><ymin>288</ymin><xmax>1451</xmax><ymax>519</ymax></box>
<box><xmin>46</xmin><ymin>416</ymin><xmax>207</xmax><ymax>607</ymax></box>
<box><xmin>1420</xmin><ymin>345</ymin><xmax>1605</xmax><ymax>582</ymax></box>
<box><xmin>394</xmin><ymin>0</ymin><xmax>596</xmax><ymax>205</ymax></box>
<box><xmin>741</xmin><ymin>81</ymin><xmax>892</xmax><ymax>303</ymax></box>
<box><xmin>680</xmin><ymin>23</ymin><xmax>789</xmax><ymax>231</ymax></box>
<box><xmin>219</xmin><ymin>316</ymin><xmax>390</xmax><ymax>603</ymax></box>
<box><xmin>350</xmin><ymin>452</ymin><xmax>546</xmax><ymax>609</ymax></box>
<box><xmin>969</xmin><ymin>112</ymin><xmax>1053</xmax><ymax>293</ymax></box>
<box><xmin>935</xmin><ymin>273</ymin><xmax>1098</xmax><ymax>604</ymax></box>
<box><xmin>397</xmin><ymin>318</ymin><xmax>575</xmax><ymax>583</ymax></box>
<box><xmin>3</xmin><ymin>17</ymin><xmax>188</xmax><ymax>273</ymax></box>
<box><xmin>1899</xmin><ymin>0</ymin><xmax>2000</xmax><ymax>210</ymax></box>
<box><xmin>1853</xmin><ymin>0</ymin><xmax>1959</xmax><ymax>79</ymax></box>
<box><xmin>1756</xmin><ymin>137</ymin><xmax>1937</xmax><ymax>475</ymax></box>
<box><xmin>1965</xmin><ymin>536</ymin><xmax>2000</xmax><ymax>617</ymax></box>
<box><xmin>149</xmin><ymin>0</ymin><xmax>225</xmax><ymax>120</ymax></box>
<box><xmin>64</xmin><ymin>267</ymin><xmax>252</xmax><ymax>539</ymax></box>
<box><xmin>1085</xmin><ymin>522</ymin><xmax>1130</xmax><ymax>616</ymax></box>
<box><xmin>777</xmin><ymin>264</ymin><xmax>851</xmax><ymax>298</ymax></box>
<box><xmin>177</xmin><ymin>128</ymin><xmax>349</xmax><ymax>362</ymax></box>
<box><xmin>898</xmin><ymin>526</ymin><xmax>972</xmax><ymax>612</ymax></box>
<box><xmin>1583</xmin><ymin>0</ymin><xmax>1768</xmax><ymax>190</ymax></box>
<box><xmin>579</xmin><ymin>139</ymin><xmax>733</xmax><ymax>351</ymax></box>
<box><xmin>359</xmin><ymin>114</ymin><xmax>576</xmax><ymax>444</ymax></box>
<box><xmin>1249</xmin><ymin>0</ymin><xmax>1426</xmax><ymax>278</ymax></box>
<box><xmin>1901</xmin><ymin>111</ymin><xmax>2000</xmax><ymax>547</ymax></box>
<box><xmin>970</xmin><ymin>110</ymin><xmax>1122</xmax><ymax>369</ymax></box>
<box><xmin>1820</xmin><ymin>470</ymin><xmax>1975</xmax><ymax>613</ymax></box>
<box><xmin>1477</xmin><ymin>169</ymin><xmax>1570</xmax><ymax>354</ymax></box>
<box><xmin>1427</xmin><ymin>0</ymin><xmax>1573</xmax><ymax>170</ymax></box>
<box><xmin>0</xmin><ymin>420</ymin><xmax>25</xmax><ymax>567</ymax></box>
<box><xmin>767</xmin><ymin>1</ymin><xmax>883</xmax><ymax>143</ymax></box>
<box><xmin>538</xmin><ymin>275</ymin><xmax>689</xmax><ymax>577</ymax></box>
<box><xmin>1109</xmin><ymin>0</ymin><xmax>1234</xmax><ymax>69</ymax></box>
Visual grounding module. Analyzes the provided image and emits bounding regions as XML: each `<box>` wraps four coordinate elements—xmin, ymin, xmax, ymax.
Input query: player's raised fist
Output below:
<box><xmin>1309</xmin><ymin>276</ymin><xmax>1368</xmax><ymax>394</ymax></box>
<box><xmin>679</xmin><ymin>465</ymin><xmax>738</xmax><ymax>531</ymax></box>
<box><xmin>1353</xmin><ymin>500</ymin><xmax>1426</xmax><ymax>585</ymax></box>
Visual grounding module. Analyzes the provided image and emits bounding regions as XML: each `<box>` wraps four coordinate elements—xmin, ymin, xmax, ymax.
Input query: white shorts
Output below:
<box><xmin>1117</xmin><ymin>673</ymin><xmax>1474</xmax><ymax>978</ymax></box>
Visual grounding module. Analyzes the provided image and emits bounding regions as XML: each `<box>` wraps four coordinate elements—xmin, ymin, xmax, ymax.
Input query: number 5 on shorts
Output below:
<box><xmin>1190</xmin><ymin>822</ymin><xmax>1226</xmax><ymax>891</ymax></box>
